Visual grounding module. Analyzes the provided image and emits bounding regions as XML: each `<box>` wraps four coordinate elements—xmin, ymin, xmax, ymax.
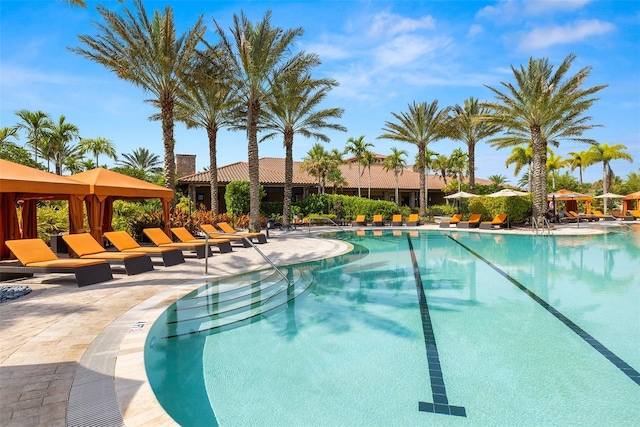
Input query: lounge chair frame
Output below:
<box><xmin>391</xmin><ymin>215</ymin><xmax>403</xmax><ymax>226</ymax></box>
<box><xmin>479</xmin><ymin>214</ymin><xmax>509</xmax><ymax>229</ymax></box>
<box><xmin>170</xmin><ymin>227</ymin><xmax>233</xmax><ymax>254</ymax></box>
<box><xmin>457</xmin><ymin>214</ymin><xmax>482</xmax><ymax>229</ymax></box>
<box><xmin>103</xmin><ymin>231</ymin><xmax>185</xmax><ymax>266</ymax></box>
<box><xmin>372</xmin><ymin>215</ymin><xmax>385</xmax><ymax>226</ymax></box>
<box><xmin>216</xmin><ymin>222</ymin><xmax>268</xmax><ymax>244</ymax></box>
<box><xmin>143</xmin><ymin>228</ymin><xmax>212</xmax><ymax>259</ymax></box>
<box><xmin>200</xmin><ymin>224</ymin><xmax>252</xmax><ymax>247</ymax></box>
<box><xmin>439</xmin><ymin>214</ymin><xmax>463</xmax><ymax>228</ymax></box>
<box><xmin>405</xmin><ymin>214</ymin><xmax>421</xmax><ymax>226</ymax></box>
<box><xmin>351</xmin><ymin>215</ymin><xmax>366</xmax><ymax>226</ymax></box>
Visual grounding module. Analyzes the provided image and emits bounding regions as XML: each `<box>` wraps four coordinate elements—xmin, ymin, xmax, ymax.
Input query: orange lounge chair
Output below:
<box><xmin>62</xmin><ymin>233</ymin><xmax>153</xmax><ymax>275</ymax></box>
<box><xmin>439</xmin><ymin>213</ymin><xmax>463</xmax><ymax>228</ymax></box>
<box><xmin>215</xmin><ymin>222</ymin><xmax>267</xmax><ymax>244</ymax></box>
<box><xmin>457</xmin><ymin>214</ymin><xmax>482</xmax><ymax>228</ymax></box>
<box><xmin>171</xmin><ymin>227</ymin><xmax>233</xmax><ymax>253</ymax></box>
<box><xmin>103</xmin><ymin>231</ymin><xmax>185</xmax><ymax>266</ymax></box>
<box><xmin>629</xmin><ymin>210</ymin><xmax>640</xmax><ymax>220</ymax></box>
<box><xmin>200</xmin><ymin>224</ymin><xmax>252</xmax><ymax>247</ymax></box>
<box><xmin>559</xmin><ymin>211</ymin><xmax>579</xmax><ymax>223</ymax></box>
<box><xmin>351</xmin><ymin>215</ymin><xmax>366</xmax><ymax>226</ymax></box>
<box><xmin>372</xmin><ymin>214</ymin><xmax>385</xmax><ymax>226</ymax></box>
<box><xmin>612</xmin><ymin>210</ymin><xmax>635</xmax><ymax>221</ymax></box>
<box><xmin>391</xmin><ymin>215</ymin><xmax>403</xmax><ymax>226</ymax></box>
<box><xmin>144</xmin><ymin>228</ymin><xmax>213</xmax><ymax>258</ymax></box>
<box><xmin>405</xmin><ymin>214</ymin><xmax>421</xmax><ymax>226</ymax></box>
<box><xmin>479</xmin><ymin>214</ymin><xmax>508</xmax><ymax>229</ymax></box>
<box><xmin>4</xmin><ymin>238</ymin><xmax>113</xmax><ymax>287</ymax></box>
<box><xmin>591</xmin><ymin>210</ymin><xmax>616</xmax><ymax>221</ymax></box>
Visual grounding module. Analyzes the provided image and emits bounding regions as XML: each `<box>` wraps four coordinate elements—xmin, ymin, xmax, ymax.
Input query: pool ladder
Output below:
<box><xmin>532</xmin><ymin>216</ymin><xmax>551</xmax><ymax>235</ymax></box>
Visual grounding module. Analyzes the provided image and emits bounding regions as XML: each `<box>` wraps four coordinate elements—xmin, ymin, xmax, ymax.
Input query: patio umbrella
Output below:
<box><xmin>487</xmin><ymin>189</ymin><xmax>529</xmax><ymax>197</ymax></box>
<box><xmin>444</xmin><ymin>191</ymin><xmax>478</xmax><ymax>199</ymax></box>
<box><xmin>594</xmin><ymin>192</ymin><xmax>624</xmax><ymax>199</ymax></box>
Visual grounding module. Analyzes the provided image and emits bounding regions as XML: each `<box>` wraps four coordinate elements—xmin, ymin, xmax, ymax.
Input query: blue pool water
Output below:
<box><xmin>145</xmin><ymin>226</ymin><xmax>640</xmax><ymax>426</ymax></box>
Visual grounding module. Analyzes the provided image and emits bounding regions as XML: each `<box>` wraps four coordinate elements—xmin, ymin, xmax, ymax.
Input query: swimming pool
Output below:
<box><xmin>145</xmin><ymin>226</ymin><xmax>640</xmax><ymax>426</ymax></box>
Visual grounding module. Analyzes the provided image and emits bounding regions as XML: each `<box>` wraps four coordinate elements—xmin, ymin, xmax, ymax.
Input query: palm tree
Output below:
<box><xmin>414</xmin><ymin>147</ymin><xmax>438</xmax><ymax>208</ymax></box>
<box><xmin>360</xmin><ymin>150</ymin><xmax>375</xmax><ymax>199</ymax></box>
<box><xmin>567</xmin><ymin>150</ymin><xmax>587</xmax><ymax>187</ymax></box>
<box><xmin>0</xmin><ymin>127</ymin><xmax>19</xmax><ymax>147</ymax></box>
<box><xmin>432</xmin><ymin>154</ymin><xmax>451</xmax><ymax>186</ymax></box>
<box><xmin>79</xmin><ymin>137</ymin><xmax>116</xmax><ymax>166</ymax></box>
<box><xmin>446</xmin><ymin>97</ymin><xmax>500</xmax><ymax>192</ymax></box>
<box><xmin>14</xmin><ymin>109</ymin><xmax>51</xmax><ymax>164</ymax></box>
<box><xmin>215</xmin><ymin>11</ymin><xmax>315</xmax><ymax>232</ymax></box>
<box><xmin>327</xmin><ymin>167</ymin><xmax>347</xmax><ymax>194</ymax></box>
<box><xmin>171</xmin><ymin>49</ymin><xmax>237</xmax><ymax>216</ymax></box>
<box><xmin>488</xmin><ymin>174</ymin><xmax>509</xmax><ymax>186</ymax></box>
<box><xmin>505</xmin><ymin>144</ymin><xmax>534</xmax><ymax>191</ymax></box>
<box><xmin>382</xmin><ymin>147</ymin><xmax>407</xmax><ymax>206</ymax></box>
<box><xmin>72</xmin><ymin>0</ymin><xmax>206</xmax><ymax>194</ymax></box>
<box><xmin>48</xmin><ymin>115</ymin><xmax>80</xmax><ymax>175</ymax></box>
<box><xmin>484</xmin><ymin>54</ymin><xmax>607</xmax><ymax>224</ymax></box>
<box><xmin>584</xmin><ymin>142</ymin><xmax>633</xmax><ymax>212</ymax></box>
<box><xmin>449</xmin><ymin>148</ymin><xmax>468</xmax><ymax>192</ymax></box>
<box><xmin>261</xmin><ymin>72</ymin><xmax>346</xmax><ymax>228</ymax></box>
<box><xmin>116</xmin><ymin>147</ymin><xmax>162</xmax><ymax>178</ymax></box>
<box><xmin>378</xmin><ymin>101</ymin><xmax>448</xmax><ymax>220</ymax></box>
<box><xmin>344</xmin><ymin>135</ymin><xmax>374</xmax><ymax>197</ymax></box>
<box><xmin>546</xmin><ymin>149</ymin><xmax>568</xmax><ymax>190</ymax></box>
<box><xmin>300</xmin><ymin>143</ymin><xmax>332</xmax><ymax>194</ymax></box>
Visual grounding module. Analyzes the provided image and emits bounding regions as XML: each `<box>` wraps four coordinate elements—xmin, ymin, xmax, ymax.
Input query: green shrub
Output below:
<box><xmin>468</xmin><ymin>195</ymin><xmax>532</xmax><ymax>223</ymax></box>
<box><xmin>36</xmin><ymin>202</ymin><xmax>69</xmax><ymax>241</ymax></box>
<box><xmin>225</xmin><ymin>180</ymin><xmax>266</xmax><ymax>216</ymax></box>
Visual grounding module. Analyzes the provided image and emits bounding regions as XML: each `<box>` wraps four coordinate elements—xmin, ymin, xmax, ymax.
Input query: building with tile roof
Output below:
<box><xmin>176</xmin><ymin>155</ymin><xmax>490</xmax><ymax>212</ymax></box>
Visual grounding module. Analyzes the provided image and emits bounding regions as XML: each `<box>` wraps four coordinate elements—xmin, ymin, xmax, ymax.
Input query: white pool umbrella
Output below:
<box><xmin>487</xmin><ymin>189</ymin><xmax>529</xmax><ymax>197</ymax></box>
<box><xmin>444</xmin><ymin>191</ymin><xmax>478</xmax><ymax>199</ymax></box>
<box><xmin>594</xmin><ymin>192</ymin><xmax>624</xmax><ymax>199</ymax></box>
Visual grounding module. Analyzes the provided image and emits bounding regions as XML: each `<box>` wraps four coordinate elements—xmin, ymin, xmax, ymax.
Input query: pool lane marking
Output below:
<box><xmin>446</xmin><ymin>234</ymin><xmax>640</xmax><ymax>387</ymax></box>
<box><xmin>407</xmin><ymin>235</ymin><xmax>467</xmax><ymax>417</ymax></box>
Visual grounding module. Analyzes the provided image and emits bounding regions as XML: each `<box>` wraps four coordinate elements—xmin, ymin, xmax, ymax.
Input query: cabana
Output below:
<box><xmin>0</xmin><ymin>159</ymin><xmax>89</xmax><ymax>260</ymax></box>
<box><xmin>547</xmin><ymin>189</ymin><xmax>593</xmax><ymax>214</ymax></box>
<box><xmin>69</xmin><ymin>168</ymin><xmax>174</xmax><ymax>246</ymax></box>
<box><xmin>623</xmin><ymin>191</ymin><xmax>640</xmax><ymax>213</ymax></box>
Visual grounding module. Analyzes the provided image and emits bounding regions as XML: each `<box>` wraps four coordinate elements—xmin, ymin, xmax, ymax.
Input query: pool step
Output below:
<box><xmin>162</xmin><ymin>267</ymin><xmax>313</xmax><ymax>338</ymax></box>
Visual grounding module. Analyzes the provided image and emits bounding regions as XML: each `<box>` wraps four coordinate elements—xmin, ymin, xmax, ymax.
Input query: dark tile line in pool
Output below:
<box><xmin>407</xmin><ymin>235</ymin><xmax>467</xmax><ymax>418</ymax></box>
<box><xmin>446</xmin><ymin>234</ymin><xmax>640</xmax><ymax>388</ymax></box>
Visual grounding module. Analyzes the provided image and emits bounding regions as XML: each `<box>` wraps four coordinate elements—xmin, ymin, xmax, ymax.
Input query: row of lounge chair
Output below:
<box><xmin>439</xmin><ymin>213</ymin><xmax>509</xmax><ymax>229</ymax></box>
<box><xmin>2</xmin><ymin>222</ymin><xmax>268</xmax><ymax>287</ymax></box>
<box><xmin>351</xmin><ymin>214</ymin><xmax>421</xmax><ymax>227</ymax></box>
<box><xmin>558</xmin><ymin>210</ymin><xmax>640</xmax><ymax>223</ymax></box>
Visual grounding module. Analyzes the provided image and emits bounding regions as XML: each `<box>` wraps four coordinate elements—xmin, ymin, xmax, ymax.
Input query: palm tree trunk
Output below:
<box><xmin>357</xmin><ymin>163</ymin><xmax>361</xmax><ymax>197</ymax></box>
<box><xmin>418</xmin><ymin>144</ymin><xmax>426</xmax><ymax>219</ymax></box>
<box><xmin>395</xmin><ymin>173</ymin><xmax>399</xmax><ymax>206</ymax></box>
<box><xmin>368</xmin><ymin>167</ymin><xmax>371</xmax><ymax>199</ymax></box>
<box><xmin>468</xmin><ymin>142</ymin><xmax>475</xmax><ymax>192</ymax></box>
<box><xmin>579</xmin><ymin>167</ymin><xmax>583</xmax><ymax>187</ymax></box>
<box><xmin>247</xmin><ymin>99</ymin><xmax>261</xmax><ymax>232</ymax></box>
<box><xmin>161</xmin><ymin>95</ymin><xmax>176</xmax><ymax>198</ymax></box>
<box><xmin>603</xmin><ymin>161</ymin><xmax>608</xmax><ymax>213</ymax></box>
<box><xmin>283</xmin><ymin>129</ymin><xmax>294</xmax><ymax>228</ymax></box>
<box><xmin>531</xmin><ymin>127</ymin><xmax>547</xmax><ymax>225</ymax></box>
<box><xmin>208</xmin><ymin>126</ymin><xmax>219</xmax><ymax>215</ymax></box>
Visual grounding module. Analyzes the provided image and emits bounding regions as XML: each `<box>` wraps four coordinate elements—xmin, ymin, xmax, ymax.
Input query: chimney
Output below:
<box><xmin>176</xmin><ymin>154</ymin><xmax>196</xmax><ymax>177</ymax></box>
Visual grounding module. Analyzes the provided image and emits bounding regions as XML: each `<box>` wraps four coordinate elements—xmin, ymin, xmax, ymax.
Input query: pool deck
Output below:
<box><xmin>0</xmin><ymin>222</ymin><xmax>626</xmax><ymax>426</ymax></box>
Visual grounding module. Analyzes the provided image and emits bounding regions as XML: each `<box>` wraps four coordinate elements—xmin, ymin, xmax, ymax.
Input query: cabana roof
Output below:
<box><xmin>0</xmin><ymin>159</ymin><xmax>90</xmax><ymax>198</ymax></box>
<box><xmin>69</xmin><ymin>168</ymin><xmax>173</xmax><ymax>200</ymax></box>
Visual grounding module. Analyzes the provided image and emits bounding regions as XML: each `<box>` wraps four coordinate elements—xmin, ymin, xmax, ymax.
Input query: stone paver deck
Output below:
<box><xmin>0</xmin><ymin>222</ymin><xmax>619</xmax><ymax>425</ymax></box>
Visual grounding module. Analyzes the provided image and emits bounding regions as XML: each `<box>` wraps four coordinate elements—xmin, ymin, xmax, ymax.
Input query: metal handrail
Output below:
<box><xmin>204</xmin><ymin>232</ymin><xmax>289</xmax><ymax>284</ymax></box>
<box><xmin>308</xmin><ymin>217</ymin><xmax>345</xmax><ymax>234</ymax></box>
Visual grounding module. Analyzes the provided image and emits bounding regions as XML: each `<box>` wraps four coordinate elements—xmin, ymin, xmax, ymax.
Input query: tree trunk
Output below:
<box><xmin>283</xmin><ymin>127</ymin><xmax>294</xmax><ymax>228</ymax></box>
<box><xmin>530</xmin><ymin>126</ymin><xmax>547</xmax><ymax>225</ymax></box>
<box><xmin>357</xmin><ymin>162</ymin><xmax>361</xmax><ymax>197</ymax></box>
<box><xmin>161</xmin><ymin>94</ymin><xmax>176</xmax><ymax>200</ymax></box>
<box><xmin>208</xmin><ymin>125</ymin><xmax>219</xmax><ymax>215</ymax></box>
<box><xmin>418</xmin><ymin>143</ymin><xmax>426</xmax><ymax>219</ymax></box>
<box><xmin>247</xmin><ymin>99</ymin><xmax>261</xmax><ymax>232</ymax></box>
<box><xmin>395</xmin><ymin>173</ymin><xmax>399</xmax><ymax>206</ymax></box>
<box><xmin>603</xmin><ymin>161</ymin><xmax>608</xmax><ymax>213</ymax></box>
<box><xmin>468</xmin><ymin>141</ymin><xmax>475</xmax><ymax>192</ymax></box>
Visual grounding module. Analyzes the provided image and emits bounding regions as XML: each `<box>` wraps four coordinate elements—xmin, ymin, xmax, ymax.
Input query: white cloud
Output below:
<box><xmin>477</xmin><ymin>0</ymin><xmax>592</xmax><ymax>21</ymax></box>
<box><xmin>303</xmin><ymin>42</ymin><xmax>351</xmax><ymax>60</ymax></box>
<box><xmin>368</xmin><ymin>11</ymin><xmax>435</xmax><ymax>37</ymax></box>
<box><xmin>524</xmin><ymin>0</ymin><xmax>592</xmax><ymax>15</ymax></box>
<box><xmin>519</xmin><ymin>19</ymin><xmax>616</xmax><ymax>50</ymax></box>
<box><xmin>468</xmin><ymin>24</ymin><xmax>484</xmax><ymax>37</ymax></box>
<box><xmin>374</xmin><ymin>35</ymin><xmax>450</xmax><ymax>68</ymax></box>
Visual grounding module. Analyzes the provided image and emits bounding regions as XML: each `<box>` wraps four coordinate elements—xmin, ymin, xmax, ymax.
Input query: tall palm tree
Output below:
<box><xmin>584</xmin><ymin>142</ymin><xmax>633</xmax><ymax>212</ymax></box>
<box><xmin>484</xmin><ymin>54</ymin><xmax>607</xmax><ymax>224</ymax></box>
<box><xmin>171</xmin><ymin>49</ymin><xmax>237</xmax><ymax>216</ymax></box>
<box><xmin>360</xmin><ymin>150</ymin><xmax>375</xmax><ymax>199</ymax></box>
<box><xmin>446</xmin><ymin>97</ymin><xmax>500</xmax><ymax>192</ymax></box>
<box><xmin>261</xmin><ymin>72</ymin><xmax>346</xmax><ymax>228</ymax></box>
<box><xmin>79</xmin><ymin>137</ymin><xmax>116</xmax><ymax>166</ymax></box>
<box><xmin>546</xmin><ymin>149</ymin><xmax>568</xmax><ymax>191</ymax></box>
<box><xmin>382</xmin><ymin>147</ymin><xmax>407</xmax><ymax>206</ymax></box>
<box><xmin>72</xmin><ymin>0</ymin><xmax>205</xmax><ymax>194</ymax></box>
<box><xmin>414</xmin><ymin>147</ymin><xmax>438</xmax><ymax>208</ymax></box>
<box><xmin>488</xmin><ymin>174</ymin><xmax>509</xmax><ymax>186</ymax></box>
<box><xmin>116</xmin><ymin>147</ymin><xmax>162</xmax><ymax>177</ymax></box>
<box><xmin>567</xmin><ymin>150</ymin><xmax>587</xmax><ymax>187</ymax></box>
<box><xmin>432</xmin><ymin>154</ymin><xmax>451</xmax><ymax>186</ymax></box>
<box><xmin>215</xmin><ymin>11</ymin><xmax>315</xmax><ymax>232</ymax></box>
<box><xmin>300</xmin><ymin>142</ymin><xmax>332</xmax><ymax>194</ymax></box>
<box><xmin>505</xmin><ymin>144</ymin><xmax>534</xmax><ymax>191</ymax></box>
<box><xmin>449</xmin><ymin>148</ymin><xmax>468</xmax><ymax>192</ymax></box>
<box><xmin>48</xmin><ymin>115</ymin><xmax>80</xmax><ymax>175</ymax></box>
<box><xmin>344</xmin><ymin>135</ymin><xmax>374</xmax><ymax>197</ymax></box>
<box><xmin>14</xmin><ymin>109</ymin><xmax>51</xmax><ymax>164</ymax></box>
<box><xmin>378</xmin><ymin>101</ymin><xmax>448</xmax><ymax>220</ymax></box>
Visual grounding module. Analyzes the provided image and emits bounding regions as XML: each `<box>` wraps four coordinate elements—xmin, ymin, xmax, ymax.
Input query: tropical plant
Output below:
<box><xmin>47</xmin><ymin>115</ymin><xmax>80</xmax><ymax>175</ymax></box>
<box><xmin>116</xmin><ymin>147</ymin><xmax>162</xmax><ymax>178</ymax></box>
<box><xmin>484</xmin><ymin>54</ymin><xmax>607</xmax><ymax>224</ymax></box>
<box><xmin>446</xmin><ymin>97</ymin><xmax>500</xmax><ymax>192</ymax></box>
<box><xmin>0</xmin><ymin>127</ymin><xmax>19</xmax><ymax>147</ymax></box>
<box><xmin>214</xmin><ymin>10</ymin><xmax>315</xmax><ymax>232</ymax></box>
<box><xmin>360</xmin><ymin>150</ymin><xmax>375</xmax><ymax>199</ymax></box>
<box><xmin>382</xmin><ymin>147</ymin><xmax>407</xmax><ymax>206</ymax></box>
<box><xmin>432</xmin><ymin>154</ymin><xmax>451</xmax><ymax>185</ymax></box>
<box><xmin>300</xmin><ymin>143</ymin><xmax>339</xmax><ymax>194</ymax></box>
<box><xmin>413</xmin><ymin>147</ymin><xmax>438</xmax><ymax>205</ymax></box>
<box><xmin>72</xmin><ymin>0</ymin><xmax>206</xmax><ymax>194</ymax></box>
<box><xmin>344</xmin><ymin>135</ymin><xmax>374</xmax><ymax>197</ymax></box>
<box><xmin>449</xmin><ymin>148</ymin><xmax>468</xmax><ymax>192</ymax></box>
<box><xmin>504</xmin><ymin>144</ymin><xmax>533</xmax><ymax>191</ymax></box>
<box><xmin>583</xmin><ymin>142</ymin><xmax>633</xmax><ymax>212</ymax></box>
<box><xmin>79</xmin><ymin>136</ymin><xmax>116</xmax><ymax>166</ymax></box>
<box><xmin>378</xmin><ymin>101</ymin><xmax>448</xmax><ymax>220</ymax></box>
<box><xmin>224</xmin><ymin>180</ymin><xmax>266</xmax><ymax>217</ymax></box>
<box><xmin>567</xmin><ymin>150</ymin><xmax>588</xmax><ymax>187</ymax></box>
<box><xmin>261</xmin><ymin>71</ymin><xmax>346</xmax><ymax>228</ymax></box>
<box><xmin>14</xmin><ymin>109</ymin><xmax>52</xmax><ymax>163</ymax></box>
<box><xmin>487</xmin><ymin>174</ymin><xmax>509</xmax><ymax>186</ymax></box>
<box><xmin>546</xmin><ymin>149</ymin><xmax>568</xmax><ymax>190</ymax></box>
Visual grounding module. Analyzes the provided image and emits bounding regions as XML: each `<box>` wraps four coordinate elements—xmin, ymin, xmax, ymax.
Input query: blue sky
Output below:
<box><xmin>1</xmin><ymin>0</ymin><xmax>639</xmax><ymax>185</ymax></box>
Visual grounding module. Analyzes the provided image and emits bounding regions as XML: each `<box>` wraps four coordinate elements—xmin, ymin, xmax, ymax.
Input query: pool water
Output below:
<box><xmin>145</xmin><ymin>227</ymin><xmax>640</xmax><ymax>426</ymax></box>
